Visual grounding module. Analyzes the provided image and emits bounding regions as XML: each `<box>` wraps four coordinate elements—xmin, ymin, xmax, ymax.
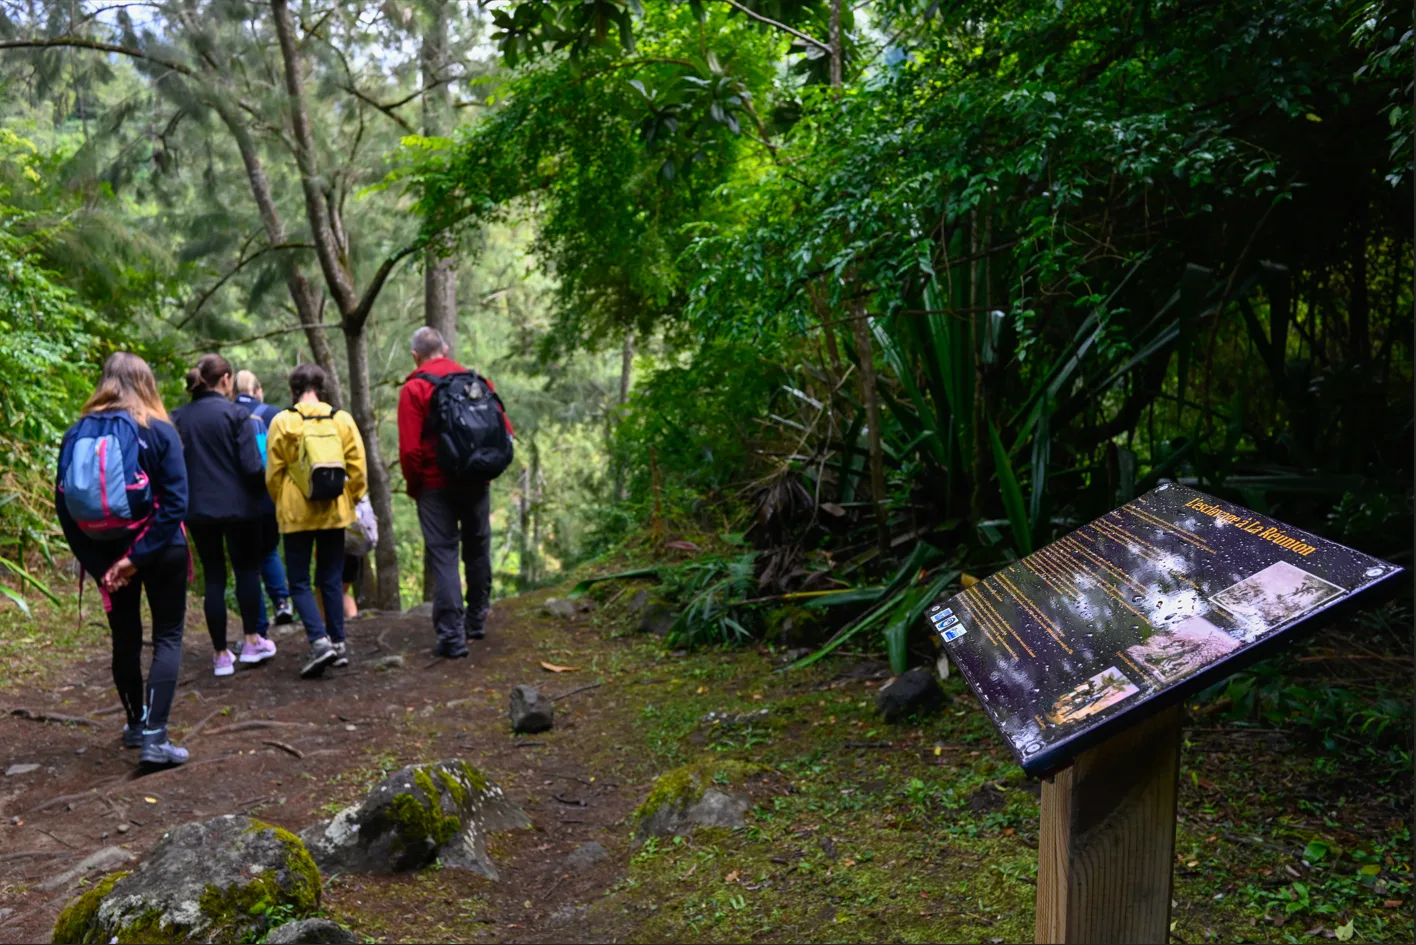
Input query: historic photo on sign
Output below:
<box><xmin>1210</xmin><ymin>561</ymin><xmax>1345</xmax><ymax>636</ymax></box>
<box><xmin>1124</xmin><ymin>615</ymin><xmax>1241</xmax><ymax>684</ymax></box>
<box><xmin>1045</xmin><ymin>667</ymin><xmax>1141</xmax><ymax>725</ymax></box>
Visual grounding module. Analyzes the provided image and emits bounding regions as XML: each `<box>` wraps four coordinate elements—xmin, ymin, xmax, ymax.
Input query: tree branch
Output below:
<box><xmin>177</xmin><ymin>241</ymin><xmax>316</xmax><ymax>329</ymax></box>
<box><xmin>714</xmin><ymin>0</ymin><xmax>830</xmax><ymax>51</ymax></box>
<box><xmin>181</xmin><ymin>322</ymin><xmax>329</xmax><ymax>355</ymax></box>
<box><xmin>346</xmin><ymin>243</ymin><xmax>423</xmax><ymax>332</ymax></box>
<box><xmin>340</xmin><ymin>83</ymin><xmax>414</xmax><ymax>134</ymax></box>
<box><xmin>0</xmin><ymin>37</ymin><xmax>195</xmax><ymax>76</ymax></box>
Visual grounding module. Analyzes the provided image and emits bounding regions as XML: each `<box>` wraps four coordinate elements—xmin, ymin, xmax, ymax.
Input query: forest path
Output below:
<box><xmin>0</xmin><ymin>588</ymin><xmax>673</xmax><ymax>944</ymax></box>
<box><xmin>0</xmin><ymin>585</ymin><xmax>1407</xmax><ymax>944</ymax></box>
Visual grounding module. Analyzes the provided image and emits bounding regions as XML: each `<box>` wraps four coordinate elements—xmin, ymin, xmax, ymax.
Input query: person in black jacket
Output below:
<box><xmin>56</xmin><ymin>352</ymin><xmax>190</xmax><ymax>767</ymax></box>
<box><xmin>172</xmin><ymin>354</ymin><xmax>276</xmax><ymax>677</ymax></box>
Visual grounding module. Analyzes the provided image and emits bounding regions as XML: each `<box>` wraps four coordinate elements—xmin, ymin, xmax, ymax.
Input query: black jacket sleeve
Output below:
<box><xmin>128</xmin><ymin>421</ymin><xmax>189</xmax><ymax>568</ymax></box>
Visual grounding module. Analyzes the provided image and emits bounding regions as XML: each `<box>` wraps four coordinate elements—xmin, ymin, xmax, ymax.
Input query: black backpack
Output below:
<box><xmin>415</xmin><ymin>370</ymin><xmax>514</xmax><ymax>481</ymax></box>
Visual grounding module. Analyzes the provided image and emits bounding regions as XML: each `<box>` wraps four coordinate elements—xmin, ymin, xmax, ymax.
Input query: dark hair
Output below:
<box><xmin>288</xmin><ymin>363</ymin><xmax>328</xmax><ymax>401</ymax></box>
<box><xmin>188</xmin><ymin>353</ymin><xmax>234</xmax><ymax>394</ymax></box>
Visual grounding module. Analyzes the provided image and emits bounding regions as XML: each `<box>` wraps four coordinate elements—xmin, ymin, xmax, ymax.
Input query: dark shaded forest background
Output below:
<box><xmin>0</xmin><ymin>0</ymin><xmax>1410</xmax><ymax>784</ymax></box>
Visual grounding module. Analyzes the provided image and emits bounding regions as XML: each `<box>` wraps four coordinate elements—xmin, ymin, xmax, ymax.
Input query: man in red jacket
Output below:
<box><xmin>398</xmin><ymin>327</ymin><xmax>513</xmax><ymax>658</ymax></box>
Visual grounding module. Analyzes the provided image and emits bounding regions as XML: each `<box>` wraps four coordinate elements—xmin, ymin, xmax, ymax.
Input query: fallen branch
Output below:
<box><xmin>552</xmin><ymin>682</ymin><xmax>604</xmax><ymax>701</ymax></box>
<box><xmin>843</xmin><ymin>740</ymin><xmax>893</xmax><ymax>749</ymax></box>
<box><xmin>375</xmin><ymin>628</ymin><xmax>391</xmax><ymax>653</ymax></box>
<box><xmin>263</xmin><ymin>740</ymin><xmax>304</xmax><ymax>759</ymax></box>
<box><xmin>179</xmin><ymin>705</ymin><xmax>232</xmax><ymax>744</ymax></box>
<box><xmin>6</xmin><ymin>708</ymin><xmax>98</xmax><ymax>727</ymax></box>
<box><xmin>34</xmin><ymin>828</ymin><xmax>78</xmax><ymax>850</ymax></box>
<box><xmin>25</xmin><ymin>789</ymin><xmax>106</xmax><ymax>815</ymax></box>
<box><xmin>0</xmin><ymin>850</ymin><xmax>68</xmax><ymax>862</ymax></box>
<box><xmin>204</xmin><ymin>720</ymin><xmax>313</xmax><ymax>736</ymax></box>
<box><xmin>89</xmin><ymin>703</ymin><xmax>127</xmax><ymax>717</ymax></box>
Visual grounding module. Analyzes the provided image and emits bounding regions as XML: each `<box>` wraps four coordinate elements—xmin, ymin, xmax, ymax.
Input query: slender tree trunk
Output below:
<box><xmin>421</xmin><ymin>0</ymin><xmax>457</xmax><ymax>354</ymax></box>
<box><xmin>613</xmin><ymin>332</ymin><xmax>633</xmax><ymax>501</ymax></box>
<box><xmin>968</xmin><ymin>210</ymin><xmax>986</xmax><ymax>521</ymax></box>
<box><xmin>849</xmin><ymin>294</ymin><xmax>890</xmax><ymax>556</ymax></box>
<box><xmin>345</xmin><ymin>325</ymin><xmax>401</xmax><ymax>611</ymax></box>
<box><xmin>272</xmin><ymin>0</ymin><xmax>399</xmax><ymax>605</ymax></box>
<box><xmin>212</xmin><ymin>101</ymin><xmax>342</xmax><ymax>405</ymax></box>
<box><xmin>828</xmin><ymin>0</ymin><xmax>843</xmax><ymax>88</ymax></box>
<box><xmin>517</xmin><ymin>463</ymin><xmax>529</xmax><ymax>590</ymax></box>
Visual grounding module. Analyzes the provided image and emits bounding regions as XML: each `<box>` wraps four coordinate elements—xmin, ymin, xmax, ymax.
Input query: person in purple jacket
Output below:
<box><xmin>56</xmin><ymin>353</ymin><xmax>190</xmax><ymax>768</ymax></box>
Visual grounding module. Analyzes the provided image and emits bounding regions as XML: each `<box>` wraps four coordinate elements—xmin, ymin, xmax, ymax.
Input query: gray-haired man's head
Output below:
<box><xmin>411</xmin><ymin>326</ymin><xmax>449</xmax><ymax>365</ymax></box>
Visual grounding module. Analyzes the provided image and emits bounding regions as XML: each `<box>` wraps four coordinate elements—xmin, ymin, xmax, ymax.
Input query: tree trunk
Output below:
<box><xmin>848</xmin><ymin>294</ymin><xmax>890</xmax><ymax>556</ymax></box>
<box><xmin>517</xmin><ymin>462</ymin><xmax>529</xmax><ymax>590</ymax></box>
<box><xmin>212</xmin><ymin>100</ymin><xmax>342</xmax><ymax>406</ymax></box>
<box><xmin>613</xmin><ymin>332</ymin><xmax>633</xmax><ymax>500</ymax></box>
<box><xmin>345</xmin><ymin>325</ymin><xmax>402</xmax><ymax>611</ymax></box>
<box><xmin>828</xmin><ymin>0</ymin><xmax>843</xmax><ymax>88</ymax></box>
<box><xmin>421</xmin><ymin>0</ymin><xmax>458</xmax><ymax>354</ymax></box>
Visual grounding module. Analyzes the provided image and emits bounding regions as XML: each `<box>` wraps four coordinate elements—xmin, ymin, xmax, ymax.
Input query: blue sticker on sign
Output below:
<box><xmin>942</xmin><ymin>626</ymin><xmax>967</xmax><ymax>643</ymax></box>
<box><xmin>938</xmin><ymin>615</ymin><xmax>958</xmax><ymax>629</ymax></box>
<box><xmin>930</xmin><ymin>608</ymin><xmax>954</xmax><ymax>625</ymax></box>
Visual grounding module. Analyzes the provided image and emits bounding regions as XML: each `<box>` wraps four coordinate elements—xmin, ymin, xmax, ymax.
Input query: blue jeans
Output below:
<box><xmin>284</xmin><ymin>528</ymin><xmax>345</xmax><ymax>645</ymax></box>
<box><xmin>255</xmin><ymin>516</ymin><xmax>288</xmax><ymax>637</ymax></box>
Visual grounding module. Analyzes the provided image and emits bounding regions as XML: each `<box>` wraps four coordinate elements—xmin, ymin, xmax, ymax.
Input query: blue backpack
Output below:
<box><xmin>58</xmin><ymin>411</ymin><xmax>155</xmax><ymax>541</ymax></box>
<box><xmin>249</xmin><ymin>413</ymin><xmax>269</xmax><ymax>465</ymax></box>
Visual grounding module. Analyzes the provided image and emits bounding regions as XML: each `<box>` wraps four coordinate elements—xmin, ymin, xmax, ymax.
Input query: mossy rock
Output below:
<box><xmin>51</xmin><ymin>816</ymin><xmax>320</xmax><ymax>944</ymax></box>
<box><xmin>300</xmin><ymin>759</ymin><xmax>528</xmax><ymax>880</ymax></box>
<box><xmin>633</xmin><ymin>759</ymin><xmax>768</xmax><ymax>843</ymax></box>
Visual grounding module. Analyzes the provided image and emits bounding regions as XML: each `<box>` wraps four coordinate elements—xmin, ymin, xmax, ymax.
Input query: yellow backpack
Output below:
<box><xmin>286</xmin><ymin>409</ymin><xmax>347</xmax><ymax>501</ymax></box>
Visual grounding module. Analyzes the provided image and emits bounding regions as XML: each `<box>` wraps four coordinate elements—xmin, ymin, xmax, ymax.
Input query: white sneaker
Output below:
<box><xmin>213</xmin><ymin>651</ymin><xmax>235</xmax><ymax>677</ymax></box>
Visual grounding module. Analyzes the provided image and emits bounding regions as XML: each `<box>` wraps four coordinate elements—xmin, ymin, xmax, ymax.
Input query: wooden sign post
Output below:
<box><xmin>921</xmin><ymin>484</ymin><xmax>1401</xmax><ymax>945</ymax></box>
<box><xmin>1036</xmin><ymin>706</ymin><xmax>1182</xmax><ymax>944</ymax></box>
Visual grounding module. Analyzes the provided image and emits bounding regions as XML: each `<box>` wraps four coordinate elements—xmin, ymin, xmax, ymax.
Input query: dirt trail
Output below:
<box><xmin>0</xmin><ymin>592</ymin><xmax>652</xmax><ymax>944</ymax></box>
<box><xmin>1</xmin><ymin>588</ymin><xmax>1409</xmax><ymax>944</ymax></box>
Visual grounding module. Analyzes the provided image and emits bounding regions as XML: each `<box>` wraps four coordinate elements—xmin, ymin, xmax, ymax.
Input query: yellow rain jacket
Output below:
<box><xmin>265</xmin><ymin>401</ymin><xmax>368</xmax><ymax>534</ymax></box>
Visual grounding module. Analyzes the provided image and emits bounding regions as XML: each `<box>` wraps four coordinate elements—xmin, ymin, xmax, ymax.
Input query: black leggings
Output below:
<box><xmin>189</xmin><ymin>521</ymin><xmax>263</xmax><ymax>653</ymax></box>
<box><xmin>107</xmin><ymin>542</ymin><xmax>188</xmax><ymax>732</ymax></box>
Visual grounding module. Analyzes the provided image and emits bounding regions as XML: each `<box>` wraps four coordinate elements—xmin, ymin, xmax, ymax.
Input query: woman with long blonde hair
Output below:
<box><xmin>56</xmin><ymin>352</ymin><xmax>191</xmax><ymax>768</ymax></box>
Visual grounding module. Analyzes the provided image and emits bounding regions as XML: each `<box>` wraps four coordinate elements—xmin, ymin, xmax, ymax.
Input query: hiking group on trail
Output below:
<box><xmin>54</xmin><ymin>329</ymin><xmax>514</xmax><ymax>771</ymax></box>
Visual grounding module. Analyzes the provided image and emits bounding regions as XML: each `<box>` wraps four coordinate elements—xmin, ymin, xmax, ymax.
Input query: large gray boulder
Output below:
<box><xmin>51</xmin><ymin>815</ymin><xmax>321</xmax><ymax>944</ymax></box>
<box><xmin>509</xmin><ymin>684</ymin><xmax>554</xmax><ymax>734</ymax></box>
<box><xmin>299</xmin><ymin>760</ymin><xmax>528</xmax><ymax>880</ymax></box>
<box><xmin>263</xmin><ymin>918</ymin><xmax>359</xmax><ymax>944</ymax></box>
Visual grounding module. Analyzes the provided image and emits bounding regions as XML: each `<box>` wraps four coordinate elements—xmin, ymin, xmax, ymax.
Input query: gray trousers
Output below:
<box><xmin>416</xmin><ymin>485</ymin><xmax>492</xmax><ymax>645</ymax></box>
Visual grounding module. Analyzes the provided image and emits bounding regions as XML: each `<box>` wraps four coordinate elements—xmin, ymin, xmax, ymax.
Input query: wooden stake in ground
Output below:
<box><xmin>1035</xmin><ymin>705</ymin><xmax>1182</xmax><ymax>944</ymax></box>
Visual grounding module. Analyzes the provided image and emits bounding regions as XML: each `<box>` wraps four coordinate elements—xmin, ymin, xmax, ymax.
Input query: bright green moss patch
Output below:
<box><xmin>52</xmin><ymin>871</ymin><xmax>129</xmax><ymax>944</ymax></box>
<box><xmin>388</xmin><ymin>768</ymin><xmax>464</xmax><ymax>846</ymax></box>
<box><xmin>634</xmin><ymin>758</ymin><xmax>768</xmax><ymax>827</ymax></box>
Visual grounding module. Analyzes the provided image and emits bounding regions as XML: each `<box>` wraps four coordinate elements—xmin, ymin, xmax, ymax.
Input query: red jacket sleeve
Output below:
<box><xmin>397</xmin><ymin>378</ymin><xmax>431</xmax><ymax>500</ymax></box>
<box><xmin>484</xmin><ymin>377</ymin><xmax>515</xmax><ymax>438</ymax></box>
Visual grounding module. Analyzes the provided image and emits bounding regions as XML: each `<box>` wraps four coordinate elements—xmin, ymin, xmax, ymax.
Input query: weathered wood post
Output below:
<box><xmin>1036</xmin><ymin>705</ymin><xmax>1183</xmax><ymax>944</ymax></box>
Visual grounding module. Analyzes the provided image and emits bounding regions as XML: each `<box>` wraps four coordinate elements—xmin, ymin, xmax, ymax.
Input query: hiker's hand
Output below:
<box><xmin>103</xmin><ymin>558</ymin><xmax>137</xmax><ymax>591</ymax></box>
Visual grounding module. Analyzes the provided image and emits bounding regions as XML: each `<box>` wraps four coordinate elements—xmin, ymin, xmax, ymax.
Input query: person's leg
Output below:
<box><xmin>105</xmin><ymin>578</ymin><xmax>146</xmax><ymax>742</ymax></box>
<box><xmin>417</xmin><ymin>489</ymin><xmax>466</xmax><ymax>653</ymax></box>
<box><xmin>188</xmin><ymin>524</ymin><xmax>232</xmax><ymax>674</ymax></box>
<box><xmin>315</xmin><ymin>529</ymin><xmax>346</xmax><ymax>644</ymax></box>
<box><xmin>459</xmin><ymin>482</ymin><xmax>493</xmax><ymax>640</ymax></box>
<box><xmin>226</xmin><ymin>520</ymin><xmax>265</xmax><ymax>647</ymax></box>
<box><xmin>258</xmin><ymin>514</ymin><xmax>293</xmax><ymax>627</ymax></box>
<box><xmin>284</xmin><ymin>531</ymin><xmax>325</xmax><ymax>642</ymax></box>
<box><xmin>141</xmin><ymin>544</ymin><xmax>188</xmax><ymax>734</ymax></box>
<box><xmin>342</xmin><ymin>553</ymin><xmax>360</xmax><ymax>618</ymax></box>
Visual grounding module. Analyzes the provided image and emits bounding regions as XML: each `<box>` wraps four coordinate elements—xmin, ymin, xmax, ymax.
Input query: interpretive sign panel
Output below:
<box><xmin>926</xmin><ymin>483</ymin><xmax>1402</xmax><ymax>777</ymax></box>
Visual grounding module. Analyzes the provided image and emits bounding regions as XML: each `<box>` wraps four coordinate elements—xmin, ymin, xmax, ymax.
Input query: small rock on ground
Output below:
<box><xmin>564</xmin><ymin>841</ymin><xmax>609</xmax><ymax>872</ymax></box>
<box><xmin>373</xmin><ymin>654</ymin><xmax>404</xmax><ymax>670</ymax></box>
<box><xmin>5</xmin><ymin>763</ymin><xmax>39</xmax><ymax>776</ymax></box>
<box><xmin>875</xmin><ymin>667</ymin><xmax>944</xmax><ymax>722</ymax></box>
<box><xmin>40</xmin><ymin>845</ymin><xmax>135</xmax><ymax>891</ymax></box>
<box><xmin>543</xmin><ymin>598</ymin><xmax>577</xmax><ymax>620</ymax></box>
<box><xmin>636</xmin><ymin>602</ymin><xmax>676</xmax><ymax>636</ymax></box>
<box><xmin>264</xmin><ymin>918</ymin><xmax>360</xmax><ymax>944</ymax></box>
<box><xmin>509</xmin><ymin>684</ymin><xmax>554</xmax><ymax>734</ymax></box>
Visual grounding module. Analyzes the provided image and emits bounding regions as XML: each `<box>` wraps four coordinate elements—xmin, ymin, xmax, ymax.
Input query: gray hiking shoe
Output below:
<box><xmin>139</xmin><ymin>729</ymin><xmax>189</xmax><ymax>767</ymax></box>
<box><xmin>122</xmin><ymin>722</ymin><xmax>144</xmax><ymax>749</ymax></box>
<box><xmin>332</xmin><ymin>640</ymin><xmax>349</xmax><ymax>668</ymax></box>
<box><xmin>301</xmin><ymin>636</ymin><xmax>337</xmax><ymax>679</ymax></box>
